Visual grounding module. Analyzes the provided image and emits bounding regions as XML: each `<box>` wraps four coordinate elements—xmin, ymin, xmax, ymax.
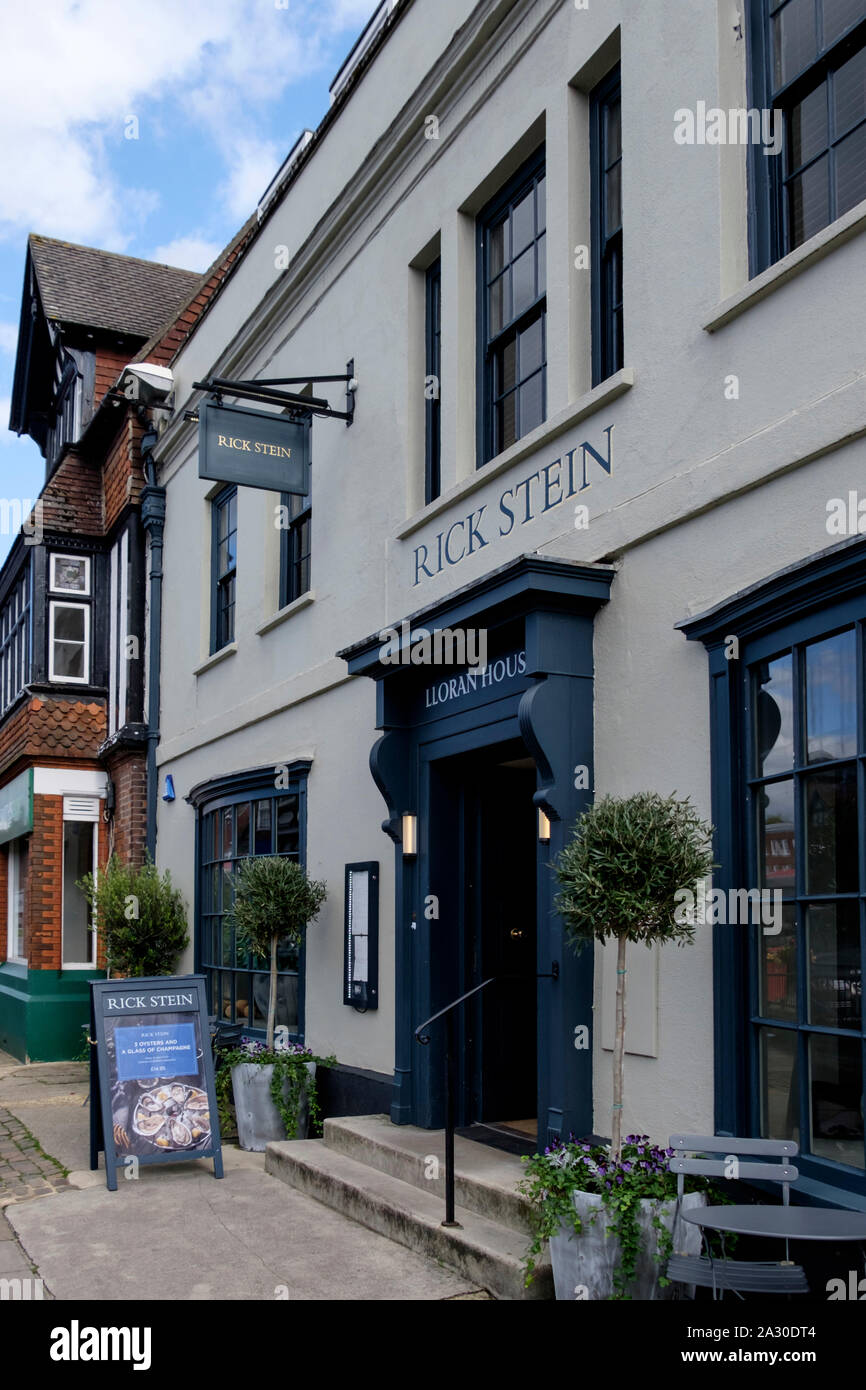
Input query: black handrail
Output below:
<box><xmin>414</xmin><ymin>963</ymin><xmax>558</xmax><ymax>1227</ymax></box>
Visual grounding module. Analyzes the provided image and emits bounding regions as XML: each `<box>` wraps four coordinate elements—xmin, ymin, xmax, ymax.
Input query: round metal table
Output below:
<box><xmin>682</xmin><ymin>1204</ymin><xmax>866</xmax><ymax>1241</ymax></box>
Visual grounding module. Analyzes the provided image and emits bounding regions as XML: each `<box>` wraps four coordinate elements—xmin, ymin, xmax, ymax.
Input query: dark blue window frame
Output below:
<box><xmin>425</xmin><ymin>258</ymin><xmax>442</xmax><ymax>504</ymax></box>
<box><xmin>211</xmin><ymin>485</ymin><xmax>237</xmax><ymax>653</ymax></box>
<box><xmin>591</xmin><ymin>65</ymin><xmax>623</xmax><ymax>387</ymax></box>
<box><xmin>278</xmin><ymin>485</ymin><xmax>311</xmax><ymax>609</ymax></box>
<box><xmin>747</xmin><ymin>0</ymin><xmax>866</xmax><ymax>275</ymax></box>
<box><xmin>476</xmin><ymin>146</ymin><xmax>547</xmax><ymax>467</ymax></box>
<box><xmin>190</xmin><ymin>762</ymin><xmax>311</xmax><ymax>1043</ymax></box>
<box><xmin>682</xmin><ymin>538</ymin><xmax>866</xmax><ymax>1202</ymax></box>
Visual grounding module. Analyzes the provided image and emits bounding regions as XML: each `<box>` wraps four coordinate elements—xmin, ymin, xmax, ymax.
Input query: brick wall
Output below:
<box><xmin>35</xmin><ymin>449</ymin><xmax>103</xmax><ymax>535</ymax></box>
<box><xmin>93</xmin><ymin>347</ymin><xmax>132</xmax><ymax>407</ymax></box>
<box><xmin>102</xmin><ymin>414</ymin><xmax>145</xmax><ymax>534</ymax></box>
<box><xmin>28</xmin><ymin>794</ymin><xmax>62</xmax><ymax>970</ymax></box>
<box><xmin>105</xmin><ymin>749</ymin><xmax>147</xmax><ymax>867</ymax></box>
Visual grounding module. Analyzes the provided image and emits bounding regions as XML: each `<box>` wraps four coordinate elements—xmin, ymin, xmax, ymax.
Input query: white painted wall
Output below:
<box><xmin>154</xmin><ymin>0</ymin><xmax>866</xmax><ymax>1133</ymax></box>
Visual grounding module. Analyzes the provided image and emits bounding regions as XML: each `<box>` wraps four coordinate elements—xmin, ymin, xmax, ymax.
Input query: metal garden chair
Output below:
<box><xmin>666</xmin><ymin>1134</ymin><xmax>810</xmax><ymax>1298</ymax></box>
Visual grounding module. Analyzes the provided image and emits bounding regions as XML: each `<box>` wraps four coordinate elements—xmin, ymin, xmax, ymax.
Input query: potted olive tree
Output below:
<box><xmin>223</xmin><ymin>856</ymin><xmax>329</xmax><ymax>1151</ymax></box>
<box><xmin>522</xmin><ymin>792</ymin><xmax>717</xmax><ymax>1299</ymax></box>
<box><xmin>78</xmin><ymin>854</ymin><xmax>188</xmax><ymax>977</ymax></box>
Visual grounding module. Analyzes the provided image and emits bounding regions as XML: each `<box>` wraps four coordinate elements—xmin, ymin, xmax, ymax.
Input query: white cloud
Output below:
<box><xmin>0</xmin><ymin>0</ymin><xmax>382</xmax><ymax>249</ymax></box>
<box><xmin>219</xmin><ymin>138</ymin><xmax>285</xmax><ymax>222</ymax></box>
<box><xmin>151</xmin><ymin>236</ymin><xmax>223</xmax><ymax>273</ymax></box>
<box><xmin>0</xmin><ymin>324</ymin><xmax>19</xmax><ymax>356</ymax></box>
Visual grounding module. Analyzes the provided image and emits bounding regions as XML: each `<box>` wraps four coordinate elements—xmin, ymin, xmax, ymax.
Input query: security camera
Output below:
<box><xmin>121</xmin><ymin>362</ymin><xmax>175</xmax><ymax>405</ymax></box>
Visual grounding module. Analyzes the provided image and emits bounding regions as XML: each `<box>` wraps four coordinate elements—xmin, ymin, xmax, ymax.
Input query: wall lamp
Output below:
<box><xmin>402</xmin><ymin>814</ymin><xmax>418</xmax><ymax>858</ymax></box>
<box><xmin>538</xmin><ymin>808</ymin><xmax>552</xmax><ymax>843</ymax></box>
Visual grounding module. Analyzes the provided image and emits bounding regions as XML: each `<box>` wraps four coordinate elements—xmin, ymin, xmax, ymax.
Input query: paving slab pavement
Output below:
<box><xmin>7</xmin><ymin>1160</ymin><xmax>482</xmax><ymax>1300</ymax></box>
<box><xmin>0</xmin><ymin>1053</ymin><xmax>487</xmax><ymax>1300</ymax></box>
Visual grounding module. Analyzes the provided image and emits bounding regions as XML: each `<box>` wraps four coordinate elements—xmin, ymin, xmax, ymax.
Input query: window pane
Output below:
<box><xmin>760</xmin><ymin>903</ymin><xmax>798</xmax><ymax>1021</ymax></box>
<box><xmin>497</xmin><ymin>392</ymin><xmax>517</xmax><ymax>453</ymax></box>
<box><xmin>62</xmin><ymin>821</ymin><xmax>94</xmax><ymax>962</ymax></box>
<box><xmin>823</xmin><ymin>0</ymin><xmax>866</xmax><ymax>47</ymax></box>
<box><xmin>497</xmin><ymin>337</ymin><xmax>517</xmax><ymax>396</ymax></box>
<box><xmin>605</xmin><ymin>97</ymin><xmax>622</xmax><ymax>164</ymax></box>
<box><xmin>236</xmin><ymin>801</ymin><xmax>250</xmax><ymax>857</ymax></box>
<box><xmin>254</xmin><ymin>800</ymin><xmax>273</xmax><ymax>855</ymax></box>
<box><xmin>772</xmin><ymin>0</ymin><xmax>818</xmax><ymax>88</ymax></box>
<box><xmin>222</xmin><ymin>805</ymin><xmax>234</xmax><ymax>858</ymax></box>
<box><xmin>52</xmin><ymin>557</ymin><xmax>88</xmax><ymax>593</ymax></box>
<box><xmin>221</xmin><ymin>916</ymin><xmax>233</xmax><ymax>967</ymax></box>
<box><xmin>809</xmin><ymin>1033</ymin><xmax>864</xmax><ymax>1168</ymax></box>
<box><xmin>536</xmin><ymin>174</ymin><xmax>546</xmax><ymax>232</ymax></box>
<box><xmin>211</xmin><ymin>811</ymin><xmax>220</xmax><ymax>861</ymax></box>
<box><xmin>519</xmin><ymin>373</ymin><xmax>545</xmax><ymax>437</ymax></box>
<box><xmin>835</xmin><ymin>121</ymin><xmax>866</xmax><ymax>219</ymax></box>
<box><xmin>605</xmin><ymin>161</ymin><xmax>622</xmax><ymax>231</ymax></box>
<box><xmin>220</xmin><ymin>972</ymin><xmax>232</xmax><ymax>1021</ymax></box>
<box><xmin>834</xmin><ymin>46</ymin><xmax>866</xmax><ymax>136</ymax></box>
<box><xmin>511</xmin><ymin>188</ymin><xmax>535</xmax><ymax>257</ymax></box>
<box><xmin>789</xmin><ymin>83</ymin><xmax>828</xmax><ymax>168</ymax></box>
<box><xmin>54</xmin><ymin>606</ymin><xmax>85</xmax><ymax>642</ymax></box>
<box><xmin>276</xmin><ymin>797</ymin><xmax>299</xmax><ymax>855</ymax></box>
<box><xmin>536</xmin><ymin>232</ymin><xmax>546</xmax><ymax>295</ymax></box>
<box><xmin>210</xmin><ymin>864</ymin><xmax>221</xmax><ymax>913</ymax></box>
<box><xmin>488</xmin><ymin>218</ymin><xmax>508</xmax><ymax>277</ymax></box>
<box><xmin>488</xmin><ymin>274</ymin><xmax>507</xmax><ymax>336</ymax></box>
<box><xmin>789</xmin><ymin>153</ymin><xmax>830</xmax><ymax>245</ymax></box>
<box><xmin>805</xmin><ymin>629</ymin><xmax>856</xmax><ymax>762</ymax></box>
<box><xmin>53</xmin><ymin>642</ymin><xmax>85</xmax><ymax>680</ymax></box>
<box><xmin>804</xmin><ymin>765</ymin><xmax>858</xmax><ymax>893</ymax></box>
<box><xmin>754</xmin><ymin>654</ymin><xmax>794</xmax><ymax>776</ymax></box>
<box><xmin>252</xmin><ymin>973</ymin><xmax>270</xmax><ymax>1030</ymax></box>
<box><xmin>511</xmin><ymin>247</ymin><xmax>535</xmax><ymax>318</ymax></box>
<box><xmin>276</xmin><ymin>974</ymin><xmax>299</xmax><ymax>1032</ymax></box>
<box><xmin>235</xmin><ymin>973</ymin><xmax>250</xmax><ymax>1023</ymax></box>
<box><xmin>758</xmin><ymin>779</ymin><xmax>796</xmax><ymax>892</ymax></box>
<box><xmin>277</xmin><ymin>937</ymin><xmax>300</xmax><ymax>972</ymax></box>
<box><xmin>760</xmin><ymin>1026</ymin><xmax>799</xmax><ymax>1142</ymax></box>
<box><xmin>807</xmin><ymin>902</ymin><xmax>861</xmax><ymax>1028</ymax></box>
<box><xmin>518</xmin><ymin>316</ymin><xmax>544</xmax><ymax>378</ymax></box>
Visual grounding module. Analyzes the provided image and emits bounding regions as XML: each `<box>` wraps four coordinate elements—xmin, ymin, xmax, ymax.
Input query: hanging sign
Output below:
<box><xmin>198</xmin><ymin>399</ymin><xmax>310</xmax><ymax>493</ymax></box>
<box><xmin>89</xmin><ymin>975</ymin><xmax>223</xmax><ymax>1191</ymax></box>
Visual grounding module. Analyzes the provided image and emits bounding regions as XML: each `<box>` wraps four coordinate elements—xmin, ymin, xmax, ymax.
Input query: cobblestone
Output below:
<box><xmin>0</xmin><ymin>1106</ymin><xmax>69</xmax><ymax>1207</ymax></box>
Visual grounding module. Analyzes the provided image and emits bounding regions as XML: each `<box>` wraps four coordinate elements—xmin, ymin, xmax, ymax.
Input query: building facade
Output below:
<box><xmin>151</xmin><ymin>0</ymin><xmax>866</xmax><ymax>1206</ymax></box>
<box><xmin>0</xmin><ymin>237</ymin><xmax>206</xmax><ymax>1059</ymax></box>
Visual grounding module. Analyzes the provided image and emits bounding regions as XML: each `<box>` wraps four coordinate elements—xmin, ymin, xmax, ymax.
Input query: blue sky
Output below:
<box><xmin>0</xmin><ymin>0</ymin><xmax>379</xmax><ymax>564</ymax></box>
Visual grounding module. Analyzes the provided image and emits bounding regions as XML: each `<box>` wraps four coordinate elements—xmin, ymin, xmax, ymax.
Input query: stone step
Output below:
<box><xmin>265</xmin><ymin>1138</ymin><xmax>552</xmax><ymax>1301</ymax></box>
<box><xmin>322</xmin><ymin>1113</ymin><xmax>535</xmax><ymax>1235</ymax></box>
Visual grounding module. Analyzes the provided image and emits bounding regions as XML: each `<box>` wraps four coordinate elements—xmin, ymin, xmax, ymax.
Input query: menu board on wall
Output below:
<box><xmin>89</xmin><ymin>975</ymin><xmax>223</xmax><ymax>1191</ymax></box>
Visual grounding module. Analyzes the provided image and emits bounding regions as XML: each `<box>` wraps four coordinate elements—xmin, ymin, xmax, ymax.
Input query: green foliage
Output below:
<box><xmin>520</xmin><ymin>1136</ymin><xmax>731</xmax><ymax>1299</ymax></box>
<box><xmin>226</xmin><ymin>856</ymin><xmax>327</xmax><ymax>957</ymax></box>
<box><xmin>215</xmin><ymin>1044</ymin><xmax>336</xmax><ymax>1141</ymax></box>
<box><xmin>77</xmin><ymin>854</ymin><xmax>188</xmax><ymax>978</ymax></box>
<box><xmin>554</xmin><ymin>791</ymin><xmax>716</xmax><ymax>950</ymax></box>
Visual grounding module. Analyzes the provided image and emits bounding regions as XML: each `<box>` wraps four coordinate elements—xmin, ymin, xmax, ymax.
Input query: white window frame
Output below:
<box><xmin>49</xmin><ymin>554</ymin><xmax>90</xmax><ymax>596</ymax></box>
<box><xmin>61</xmin><ymin>799</ymin><xmax>99</xmax><ymax>970</ymax></box>
<box><xmin>6</xmin><ymin>841</ymin><xmax>26</xmax><ymax>965</ymax></box>
<box><xmin>48</xmin><ymin>601</ymin><xmax>90</xmax><ymax>684</ymax></box>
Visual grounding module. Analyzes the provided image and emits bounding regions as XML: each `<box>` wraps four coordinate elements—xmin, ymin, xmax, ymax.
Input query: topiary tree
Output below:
<box><xmin>226</xmin><ymin>856</ymin><xmax>327</xmax><ymax>1051</ymax></box>
<box><xmin>554</xmin><ymin>792</ymin><xmax>715</xmax><ymax>1160</ymax></box>
<box><xmin>78</xmin><ymin>854</ymin><xmax>189</xmax><ymax>978</ymax></box>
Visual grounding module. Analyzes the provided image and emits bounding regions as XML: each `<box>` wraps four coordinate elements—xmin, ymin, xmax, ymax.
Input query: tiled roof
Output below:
<box><xmin>28</xmin><ymin>234</ymin><xmax>204</xmax><ymax>339</ymax></box>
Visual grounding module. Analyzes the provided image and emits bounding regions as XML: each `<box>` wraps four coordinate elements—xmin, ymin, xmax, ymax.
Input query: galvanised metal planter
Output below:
<box><xmin>549</xmin><ymin>1189</ymin><xmax>706</xmax><ymax>1300</ymax></box>
<box><xmin>231</xmin><ymin>1061</ymin><xmax>316</xmax><ymax>1152</ymax></box>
